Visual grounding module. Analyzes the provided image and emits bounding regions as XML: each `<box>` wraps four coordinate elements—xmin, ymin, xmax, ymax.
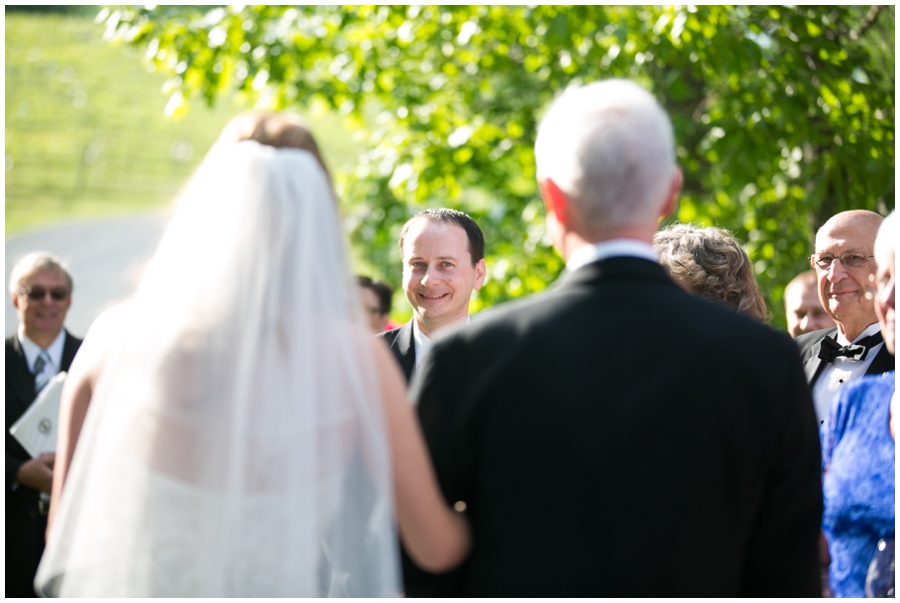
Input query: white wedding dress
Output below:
<box><xmin>35</xmin><ymin>142</ymin><xmax>400</xmax><ymax>596</ymax></box>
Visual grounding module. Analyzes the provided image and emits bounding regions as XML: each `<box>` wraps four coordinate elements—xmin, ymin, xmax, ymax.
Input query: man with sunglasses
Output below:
<box><xmin>796</xmin><ymin>210</ymin><xmax>895</xmax><ymax>429</ymax></box>
<box><xmin>6</xmin><ymin>252</ymin><xmax>82</xmax><ymax>597</ymax></box>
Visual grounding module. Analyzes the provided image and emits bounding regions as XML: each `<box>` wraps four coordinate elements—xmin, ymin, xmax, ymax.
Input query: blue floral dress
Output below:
<box><xmin>822</xmin><ymin>371</ymin><xmax>895</xmax><ymax>598</ymax></box>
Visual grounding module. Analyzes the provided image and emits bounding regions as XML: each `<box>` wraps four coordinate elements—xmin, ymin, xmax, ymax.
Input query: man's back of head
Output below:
<box><xmin>535</xmin><ymin>79</ymin><xmax>678</xmax><ymax>239</ymax></box>
<box><xmin>409</xmin><ymin>79</ymin><xmax>822</xmax><ymax>597</ymax></box>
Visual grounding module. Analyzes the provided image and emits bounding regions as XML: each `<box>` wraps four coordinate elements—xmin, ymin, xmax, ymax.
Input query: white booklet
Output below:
<box><xmin>9</xmin><ymin>372</ymin><xmax>67</xmax><ymax>458</ymax></box>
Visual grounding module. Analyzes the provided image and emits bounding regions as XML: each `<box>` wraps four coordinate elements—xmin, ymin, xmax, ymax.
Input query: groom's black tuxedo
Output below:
<box><xmin>376</xmin><ymin>321</ymin><xmax>416</xmax><ymax>383</ymax></box>
<box><xmin>6</xmin><ymin>331</ymin><xmax>82</xmax><ymax>597</ymax></box>
<box><xmin>376</xmin><ymin>319</ymin><xmax>460</xmax><ymax>595</ymax></box>
<box><xmin>409</xmin><ymin>256</ymin><xmax>822</xmax><ymax>597</ymax></box>
<box><xmin>795</xmin><ymin>325</ymin><xmax>894</xmax><ymax>386</ymax></box>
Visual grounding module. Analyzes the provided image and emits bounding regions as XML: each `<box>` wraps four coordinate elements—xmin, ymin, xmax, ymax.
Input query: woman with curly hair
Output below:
<box><xmin>653</xmin><ymin>223</ymin><xmax>769</xmax><ymax>322</ymax></box>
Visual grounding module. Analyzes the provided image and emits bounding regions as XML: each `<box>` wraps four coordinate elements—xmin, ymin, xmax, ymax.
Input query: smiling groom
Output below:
<box><xmin>377</xmin><ymin>208</ymin><xmax>486</xmax><ymax>384</ymax></box>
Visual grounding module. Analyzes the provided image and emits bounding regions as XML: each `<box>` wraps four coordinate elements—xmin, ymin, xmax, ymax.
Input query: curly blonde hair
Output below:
<box><xmin>653</xmin><ymin>223</ymin><xmax>770</xmax><ymax>322</ymax></box>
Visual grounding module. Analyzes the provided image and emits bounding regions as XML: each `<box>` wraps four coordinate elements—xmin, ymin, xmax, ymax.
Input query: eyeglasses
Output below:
<box><xmin>19</xmin><ymin>286</ymin><xmax>70</xmax><ymax>301</ymax></box>
<box><xmin>809</xmin><ymin>253</ymin><xmax>874</xmax><ymax>271</ymax></box>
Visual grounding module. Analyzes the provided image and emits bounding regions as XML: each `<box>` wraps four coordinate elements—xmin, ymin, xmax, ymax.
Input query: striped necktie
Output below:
<box><xmin>33</xmin><ymin>351</ymin><xmax>52</xmax><ymax>393</ymax></box>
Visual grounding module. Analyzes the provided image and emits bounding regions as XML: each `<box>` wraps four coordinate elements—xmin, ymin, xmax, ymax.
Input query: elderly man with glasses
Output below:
<box><xmin>6</xmin><ymin>251</ymin><xmax>82</xmax><ymax>597</ymax></box>
<box><xmin>796</xmin><ymin>210</ymin><xmax>895</xmax><ymax>430</ymax></box>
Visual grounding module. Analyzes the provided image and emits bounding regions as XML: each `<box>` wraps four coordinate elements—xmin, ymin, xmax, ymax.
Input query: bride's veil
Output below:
<box><xmin>35</xmin><ymin>141</ymin><xmax>400</xmax><ymax>596</ymax></box>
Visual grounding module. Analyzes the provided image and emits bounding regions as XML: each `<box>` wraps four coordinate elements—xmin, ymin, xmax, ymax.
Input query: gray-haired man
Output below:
<box><xmin>6</xmin><ymin>252</ymin><xmax>82</xmax><ymax>597</ymax></box>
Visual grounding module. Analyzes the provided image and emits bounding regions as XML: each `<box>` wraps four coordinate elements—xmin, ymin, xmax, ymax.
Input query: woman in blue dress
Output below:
<box><xmin>822</xmin><ymin>210</ymin><xmax>895</xmax><ymax>598</ymax></box>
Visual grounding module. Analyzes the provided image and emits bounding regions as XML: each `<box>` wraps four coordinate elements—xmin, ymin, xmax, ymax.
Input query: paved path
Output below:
<box><xmin>5</xmin><ymin>211</ymin><xmax>168</xmax><ymax>338</ymax></box>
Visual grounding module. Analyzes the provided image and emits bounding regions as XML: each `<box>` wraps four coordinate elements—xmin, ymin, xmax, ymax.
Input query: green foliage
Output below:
<box><xmin>100</xmin><ymin>5</ymin><xmax>894</xmax><ymax>329</ymax></box>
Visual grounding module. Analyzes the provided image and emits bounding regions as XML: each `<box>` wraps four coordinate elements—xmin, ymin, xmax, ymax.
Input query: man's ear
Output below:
<box><xmin>659</xmin><ymin>166</ymin><xmax>683</xmax><ymax>220</ymax></box>
<box><xmin>11</xmin><ymin>292</ymin><xmax>20</xmax><ymax>311</ymax></box>
<box><xmin>473</xmin><ymin>258</ymin><xmax>486</xmax><ymax>291</ymax></box>
<box><xmin>540</xmin><ymin>178</ymin><xmax>569</xmax><ymax>227</ymax></box>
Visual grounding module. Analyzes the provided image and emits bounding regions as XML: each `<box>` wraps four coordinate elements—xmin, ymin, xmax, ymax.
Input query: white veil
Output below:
<box><xmin>35</xmin><ymin>141</ymin><xmax>400</xmax><ymax>597</ymax></box>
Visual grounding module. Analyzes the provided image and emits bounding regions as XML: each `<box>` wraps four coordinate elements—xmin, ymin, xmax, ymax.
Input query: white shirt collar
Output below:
<box><xmin>566</xmin><ymin>239</ymin><xmax>658</xmax><ymax>273</ymax></box>
<box><xmin>412</xmin><ymin>320</ymin><xmax>433</xmax><ymax>369</ymax></box>
<box><xmin>412</xmin><ymin>316</ymin><xmax>470</xmax><ymax>368</ymax></box>
<box><xmin>18</xmin><ymin>325</ymin><xmax>66</xmax><ymax>373</ymax></box>
<box><xmin>835</xmin><ymin>322</ymin><xmax>882</xmax><ymax>346</ymax></box>
<box><xmin>811</xmin><ymin>321</ymin><xmax>885</xmax><ymax>425</ymax></box>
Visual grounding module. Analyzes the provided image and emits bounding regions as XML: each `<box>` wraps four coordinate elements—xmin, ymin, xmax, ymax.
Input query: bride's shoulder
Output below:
<box><xmin>73</xmin><ymin>301</ymin><xmax>134</xmax><ymax>368</ymax></box>
<box><xmin>88</xmin><ymin>300</ymin><xmax>134</xmax><ymax>337</ymax></box>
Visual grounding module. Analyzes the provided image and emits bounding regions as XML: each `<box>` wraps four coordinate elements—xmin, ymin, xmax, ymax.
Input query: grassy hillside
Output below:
<box><xmin>5</xmin><ymin>12</ymin><xmax>361</xmax><ymax>235</ymax></box>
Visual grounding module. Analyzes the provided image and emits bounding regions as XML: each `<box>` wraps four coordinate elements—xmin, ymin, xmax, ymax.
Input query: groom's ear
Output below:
<box><xmin>473</xmin><ymin>258</ymin><xmax>486</xmax><ymax>290</ymax></box>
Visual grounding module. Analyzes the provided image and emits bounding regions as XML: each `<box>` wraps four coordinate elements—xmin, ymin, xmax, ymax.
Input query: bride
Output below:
<box><xmin>35</xmin><ymin>113</ymin><xmax>469</xmax><ymax>596</ymax></box>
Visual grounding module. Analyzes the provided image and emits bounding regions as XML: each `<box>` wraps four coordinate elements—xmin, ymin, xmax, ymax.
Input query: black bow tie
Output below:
<box><xmin>818</xmin><ymin>332</ymin><xmax>883</xmax><ymax>363</ymax></box>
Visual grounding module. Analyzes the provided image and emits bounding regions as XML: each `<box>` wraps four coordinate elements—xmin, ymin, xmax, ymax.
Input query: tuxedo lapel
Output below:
<box><xmin>7</xmin><ymin>331</ymin><xmax>82</xmax><ymax>413</ymax></box>
<box><xmin>60</xmin><ymin>329</ymin><xmax>81</xmax><ymax>372</ymax></box>
<box><xmin>396</xmin><ymin>321</ymin><xmax>416</xmax><ymax>382</ymax></box>
<box><xmin>866</xmin><ymin>343</ymin><xmax>896</xmax><ymax>377</ymax></box>
<box><xmin>803</xmin><ymin>352</ymin><xmax>825</xmax><ymax>385</ymax></box>
<box><xmin>6</xmin><ymin>335</ymin><xmax>36</xmax><ymax>413</ymax></box>
<box><xmin>800</xmin><ymin>326</ymin><xmax>893</xmax><ymax>384</ymax></box>
<box><xmin>800</xmin><ymin>327</ymin><xmax>837</xmax><ymax>386</ymax></box>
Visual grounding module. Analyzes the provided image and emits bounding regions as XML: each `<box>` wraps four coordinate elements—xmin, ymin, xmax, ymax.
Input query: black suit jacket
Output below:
<box><xmin>6</xmin><ymin>331</ymin><xmax>82</xmax><ymax>598</ymax></box>
<box><xmin>377</xmin><ymin>321</ymin><xmax>416</xmax><ymax>383</ymax></box>
<box><xmin>795</xmin><ymin>325</ymin><xmax>894</xmax><ymax>385</ymax></box>
<box><xmin>410</xmin><ymin>257</ymin><xmax>822</xmax><ymax>597</ymax></box>
<box><xmin>376</xmin><ymin>320</ymin><xmax>459</xmax><ymax>595</ymax></box>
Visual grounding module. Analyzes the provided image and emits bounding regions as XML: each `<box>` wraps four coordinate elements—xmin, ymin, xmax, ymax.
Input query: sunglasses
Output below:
<box><xmin>19</xmin><ymin>287</ymin><xmax>70</xmax><ymax>301</ymax></box>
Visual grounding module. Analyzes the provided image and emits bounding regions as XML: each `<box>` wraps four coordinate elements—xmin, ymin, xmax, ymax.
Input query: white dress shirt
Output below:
<box><xmin>410</xmin><ymin>315</ymin><xmax>474</xmax><ymax>409</ymax></box>
<box><xmin>566</xmin><ymin>238</ymin><xmax>658</xmax><ymax>272</ymax></box>
<box><xmin>17</xmin><ymin>325</ymin><xmax>66</xmax><ymax>385</ymax></box>
<box><xmin>412</xmin><ymin>319</ymin><xmax>434</xmax><ymax>370</ymax></box>
<box><xmin>412</xmin><ymin>315</ymin><xmax>473</xmax><ymax>369</ymax></box>
<box><xmin>811</xmin><ymin>322</ymin><xmax>885</xmax><ymax>426</ymax></box>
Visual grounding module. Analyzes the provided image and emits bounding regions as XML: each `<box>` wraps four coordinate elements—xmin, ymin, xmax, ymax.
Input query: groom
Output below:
<box><xmin>378</xmin><ymin>208</ymin><xmax>486</xmax><ymax>384</ymax></box>
<box><xmin>408</xmin><ymin>80</ymin><xmax>822</xmax><ymax>596</ymax></box>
